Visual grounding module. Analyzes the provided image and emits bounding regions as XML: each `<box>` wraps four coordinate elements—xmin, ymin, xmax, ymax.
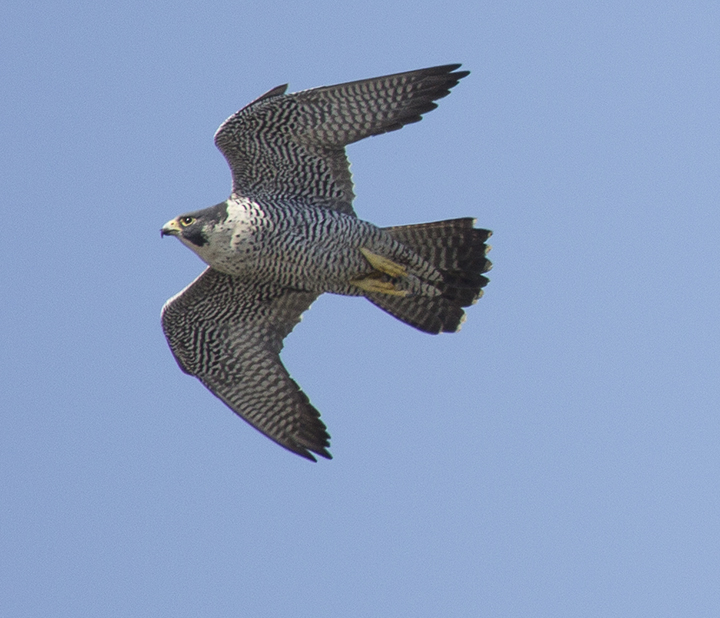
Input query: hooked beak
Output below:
<box><xmin>161</xmin><ymin>218</ymin><xmax>181</xmax><ymax>238</ymax></box>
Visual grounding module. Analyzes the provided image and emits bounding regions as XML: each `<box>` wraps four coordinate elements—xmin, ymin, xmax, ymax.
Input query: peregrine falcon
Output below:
<box><xmin>161</xmin><ymin>64</ymin><xmax>492</xmax><ymax>461</ymax></box>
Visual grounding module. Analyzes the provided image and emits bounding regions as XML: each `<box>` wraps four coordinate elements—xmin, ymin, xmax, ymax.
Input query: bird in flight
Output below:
<box><xmin>161</xmin><ymin>64</ymin><xmax>492</xmax><ymax>461</ymax></box>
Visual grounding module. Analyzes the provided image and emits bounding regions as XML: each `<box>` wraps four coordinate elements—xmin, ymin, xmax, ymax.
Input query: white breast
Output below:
<box><xmin>197</xmin><ymin>197</ymin><xmax>266</xmax><ymax>276</ymax></box>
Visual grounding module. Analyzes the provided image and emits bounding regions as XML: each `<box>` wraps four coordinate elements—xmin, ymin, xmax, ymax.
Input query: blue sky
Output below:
<box><xmin>2</xmin><ymin>1</ymin><xmax>719</xmax><ymax>616</ymax></box>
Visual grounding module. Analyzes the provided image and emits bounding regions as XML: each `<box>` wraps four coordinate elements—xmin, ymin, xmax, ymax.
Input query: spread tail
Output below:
<box><xmin>366</xmin><ymin>218</ymin><xmax>492</xmax><ymax>334</ymax></box>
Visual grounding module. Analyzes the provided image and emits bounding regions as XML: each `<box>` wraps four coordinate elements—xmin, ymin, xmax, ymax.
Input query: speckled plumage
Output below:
<box><xmin>161</xmin><ymin>64</ymin><xmax>492</xmax><ymax>461</ymax></box>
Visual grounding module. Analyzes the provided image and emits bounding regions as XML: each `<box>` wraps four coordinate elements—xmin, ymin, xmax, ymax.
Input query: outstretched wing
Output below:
<box><xmin>214</xmin><ymin>64</ymin><xmax>469</xmax><ymax>215</ymax></box>
<box><xmin>161</xmin><ymin>268</ymin><xmax>329</xmax><ymax>461</ymax></box>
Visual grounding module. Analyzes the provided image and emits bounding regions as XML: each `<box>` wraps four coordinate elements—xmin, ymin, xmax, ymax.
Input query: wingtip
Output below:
<box><xmin>429</xmin><ymin>62</ymin><xmax>468</xmax><ymax>74</ymax></box>
<box><xmin>435</xmin><ymin>63</ymin><xmax>470</xmax><ymax>81</ymax></box>
<box><xmin>296</xmin><ymin>446</ymin><xmax>333</xmax><ymax>462</ymax></box>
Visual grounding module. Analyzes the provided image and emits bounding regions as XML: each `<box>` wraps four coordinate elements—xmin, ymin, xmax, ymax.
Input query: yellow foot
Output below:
<box><xmin>350</xmin><ymin>274</ymin><xmax>409</xmax><ymax>297</ymax></box>
<box><xmin>359</xmin><ymin>247</ymin><xmax>407</xmax><ymax>278</ymax></box>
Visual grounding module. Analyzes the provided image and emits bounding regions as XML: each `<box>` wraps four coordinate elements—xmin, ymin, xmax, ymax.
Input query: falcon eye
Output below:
<box><xmin>179</xmin><ymin>216</ymin><xmax>196</xmax><ymax>227</ymax></box>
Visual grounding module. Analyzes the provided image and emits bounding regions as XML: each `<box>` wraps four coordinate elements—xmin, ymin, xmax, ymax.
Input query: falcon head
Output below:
<box><xmin>161</xmin><ymin>202</ymin><xmax>227</xmax><ymax>245</ymax></box>
<box><xmin>161</xmin><ymin>201</ymin><xmax>230</xmax><ymax>253</ymax></box>
<box><xmin>161</xmin><ymin>214</ymin><xmax>206</xmax><ymax>245</ymax></box>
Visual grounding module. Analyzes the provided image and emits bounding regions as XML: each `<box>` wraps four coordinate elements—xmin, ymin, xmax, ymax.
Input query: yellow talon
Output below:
<box><xmin>350</xmin><ymin>275</ymin><xmax>409</xmax><ymax>297</ymax></box>
<box><xmin>359</xmin><ymin>247</ymin><xmax>407</xmax><ymax>278</ymax></box>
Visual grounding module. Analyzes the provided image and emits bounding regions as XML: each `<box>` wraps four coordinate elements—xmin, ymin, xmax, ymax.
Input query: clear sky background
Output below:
<box><xmin>2</xmin><ymin>1</ymin><xmax>719</xmax><ymax>616</ymax></box>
